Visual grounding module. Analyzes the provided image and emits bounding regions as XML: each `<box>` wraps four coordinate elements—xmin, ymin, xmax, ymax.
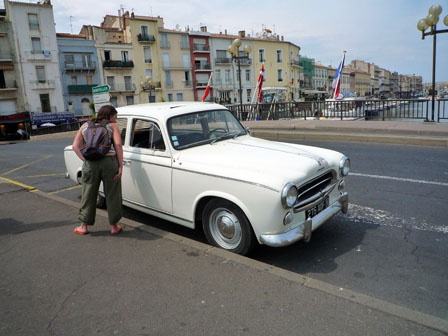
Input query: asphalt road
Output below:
<box><xmin>1</xmin><ymin>137</ymin><xmax>447</xmax><ymax>320</ymax></box>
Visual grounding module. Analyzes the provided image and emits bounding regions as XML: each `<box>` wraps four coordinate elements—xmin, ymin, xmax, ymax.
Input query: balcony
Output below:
<box><xmin>290</xmin><ymin>59</ymin><xmax>301</xmax><ymax>67</ymax></box>
<box><xmin>67</xmin><ymin>84</ymin><xmax>97</xmax><ymax>94</ymax></box>
<box><xmin>108</xmin><ymin>83</ymin><xmax>137</xmax><ymax>92</ymax></box>
<box><xmin>0</xmin><ymin>52</ymin><xmax>14</xmax><ymax>62</ymax></box>
<box><xmin>29</xmin><ymin>80</ymin><xmax>55</xmax><ymax>89</ymax></box>
<box><xmin>0</xmin><ymin>80</ymin><xmax>18</xmax><ymax>90</ymax></box>
<box><xmin>137</xmin><ymin>34</ymin><xmax>156</xmax><ymax>43</ymax></box>
<box><xmin>184</xmin><ymin>80</ymin><xmax>192</xmax><ymax>88</ymax></box>
<box><xmin>160</xmin><ymin>41</ymin><xmax>170</xmax><ymax>49</ymax></box>
<box><xmin>165</xmin><ymin>80</ymin><xmax>174</xmax><ymax>89</ymax></box>
<box><xmin>181</xmin><ymin>42</ymin><xmax>190</xmax><ymax>50</ymax></box>
<box><xmin>29</xmin><ymin>22</ymin><xmax>40</xmax><ymax>31</ymax></box>
<box><xmin>215</xmin><ymin>57</ymin><xmax>231</xmax><ymax>65</ymax></box>
<box><xmin>141</xmin><ymin>81</ymin><xmax>161</xmax><ymax>90</ymax></box>
<box><xmin>196</xmin><ymin>81</ymin><xmax>209</xmax><ymax>88</ymax></box>
<box><xmin>64</xmin><ymin>61</ymin><xmax>96</xmax><ymax>72</ymax></box>
<box><xmin>103</xmin><ymin>60</ymin><xmax>134</xmax><ymax>69</ymax></box>
<box><xmin>194</xmin><ymin>63</ymin><xmax>212</xmax><ymax>71</ymax></box>
<box><xmin>239</xmin><ymin>58</ymin><xmax>252</xmax><ymax>66</ymax></box>
<box><xmin>193</xmin><ymin>44</ymin><xmax>210</xmax><ymax>52</ymax></box>
<box><xmin>26</xmin><ymin>50</ymin><xmax>52</xmax><ymax>61</ymax></box>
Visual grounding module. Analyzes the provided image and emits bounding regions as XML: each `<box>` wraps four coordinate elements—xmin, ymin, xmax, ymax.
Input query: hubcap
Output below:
<box><xmin>209</xmin><ymin>208</ymin><xmax>242</xmax><ymax>250</ymax></box>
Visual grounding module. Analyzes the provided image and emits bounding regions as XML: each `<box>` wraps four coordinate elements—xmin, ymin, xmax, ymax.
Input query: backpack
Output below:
<box><xmin>81</xmin><ymin>120</ymin><xmax>113</xmax><ymax>160</ymax></box>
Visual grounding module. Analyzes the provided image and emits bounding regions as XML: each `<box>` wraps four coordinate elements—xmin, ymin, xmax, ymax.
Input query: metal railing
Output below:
<box><xmin>184</xmin><ymin>80</ymin><xmax>192</xmax><ymax>87</ymax></box>
<box><xmin>165</xmin><ymin>80</ymin><xmax>174</xmax><ymax>88</ymax></box>
<box><xmin>194</xmin><ymin>63</ymin><xmax>211</xmax><ymax>70</ymax></box>
<box><xmin>193</xmin><ymin>44</ymin><xmax>210</xmax><ymax>52</ymax></box>
<box><xmin>0</xmin><ymin>51</ymin><xmax>13</xmax><ymax>60</ymax></box>
<box><xmin>103</xmin><ymin>60</ymin><xmax>134</xmax><ymax>68</ymax></box>
<box><xmin>137</xmin><ymin>34</ymin><xmax>156</xmax><ymax>42</ymax></box>
<box><xmin>215</xmin><ymin>57</ymin><xmax>231</xmax><ymax>64</ymax></box>
<box><xmin>108</xmin><ymin>83</ymin><xmax>136</xmax><ymax>91</ymax></box>
<box><xmin>0</xmin><ymin>80</ymin><xmax>17</xmax><ymax>89</ymax></box>
<box><xmin>160</xmin><ymin>41</ymin><xmax>170</xmax><ymax>48</ymax></box>
<box><xmin>64</xmin><ymin>61</ymin><xmax>96</xmax><ymax>70</ymax></box>
<box><xmin>225</xmin><ymin>99</ymin><xmax>448</xmax><ymax>122</ymax></box>
<box><xmin>67</xmin><ymin>84</ymin><xmax>97</xmax><ymax>94</ymax></box>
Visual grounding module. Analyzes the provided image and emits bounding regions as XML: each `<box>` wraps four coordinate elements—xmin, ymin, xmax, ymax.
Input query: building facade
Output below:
<box><xmin>57</xmin><ymin>34</ymin><xmax>100</xmax><ymax>116</ymax></box>
<box><xmin>6</xmin><ymin>0</ymin><xmax>64</xmax><ymax>113</ymax></box>
<box><xmin>189</xmin><ymin>27</ymin><xmax>213</xmax><ymax>102</ymax></box>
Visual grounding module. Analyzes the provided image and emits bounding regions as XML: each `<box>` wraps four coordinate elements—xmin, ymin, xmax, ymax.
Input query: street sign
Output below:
<box><xmin>92</xmin><ymin>85</ymin><xmax>111</xmax><ymax>112</ymax></box>
<box><xmin>93</xmin><ymin>93</ymin><xmax>110</xmax><ymax>104</ymax></box>
<box><xmin>92</xmin><ymin>85</ymin><xmax>110</xmax><ymax>95</ymax></box>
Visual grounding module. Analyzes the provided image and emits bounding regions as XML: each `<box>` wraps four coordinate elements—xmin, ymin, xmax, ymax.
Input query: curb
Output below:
<box><xmin>30</xmin><ymin>188</ymin><xmax>448</xmax><ymax>334</ymax></box>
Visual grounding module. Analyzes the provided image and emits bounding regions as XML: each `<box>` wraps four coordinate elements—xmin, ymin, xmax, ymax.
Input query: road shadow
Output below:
<box><xmin>0</xmin><ymin>218</ymin><xmax>74</xmax><ymax>236</ymax></box>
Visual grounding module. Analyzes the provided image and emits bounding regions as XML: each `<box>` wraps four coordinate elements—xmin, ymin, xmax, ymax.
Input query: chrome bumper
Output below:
<box><xmin>260</xmin><ymin>192</ymin><xmax>348</xmax><ymax>247</ymax></box>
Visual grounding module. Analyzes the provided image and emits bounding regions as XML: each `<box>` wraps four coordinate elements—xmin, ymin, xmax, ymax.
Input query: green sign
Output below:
<box><xmin>92</xmin><ymin>85</ymin><xmax>110</xmax><ymax>95</ymax></box>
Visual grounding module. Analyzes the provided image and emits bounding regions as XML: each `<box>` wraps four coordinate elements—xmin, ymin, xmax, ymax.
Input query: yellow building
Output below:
<box><xmin>346</xmin><ymin>67</ymin><xmax>370</xmax><ymax>96</ymax></box>
<box><xmin>158</xmin><ymin>28</ymin><xmax>194</xmax><ymax>102</ymax></box>
<box><xmin>251</xmin><ymin>30</ymin><xmax>301</xmax><ymax>101</ymax></box>
<box><xmin>123</xmin><ymin>14</ymin><xmax>163</xmax><ymax>103</ymax></box>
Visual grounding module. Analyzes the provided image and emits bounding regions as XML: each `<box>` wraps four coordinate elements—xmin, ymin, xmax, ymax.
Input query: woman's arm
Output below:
<box><xmin>72</xmin><ymin>125</ymin><xmax>86</xmax><ymax>161</ymax></box>
<box><xmin>112</xmin><ymin>123</ymin><xmax>123</xmax><ymax>181</ymax></box>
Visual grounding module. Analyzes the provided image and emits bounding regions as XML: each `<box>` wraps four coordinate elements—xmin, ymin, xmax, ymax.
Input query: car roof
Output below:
<box><xmin>116</xmin><ymin>102</ymin><xmax>228</xmax><ymax>122</ymax></box>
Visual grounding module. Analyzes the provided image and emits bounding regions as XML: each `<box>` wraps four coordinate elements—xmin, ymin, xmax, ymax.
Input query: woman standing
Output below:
<box><xmin>72</xmin><ymin>105</ymin><xmax>123</xmax><ymax>235</ymax></box>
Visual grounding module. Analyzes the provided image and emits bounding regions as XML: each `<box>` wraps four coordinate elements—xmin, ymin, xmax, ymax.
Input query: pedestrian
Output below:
<box><xmin>72</xmin><ymin>105</ymin><xmax>123</xmax><ymax>235</ymax></box>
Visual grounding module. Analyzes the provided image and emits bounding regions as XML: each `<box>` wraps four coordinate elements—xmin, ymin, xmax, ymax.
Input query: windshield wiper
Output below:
<box><xmin>210</xmin><ymin>130</ymin><xmax>247</xmax><ymax>144</ymax></box>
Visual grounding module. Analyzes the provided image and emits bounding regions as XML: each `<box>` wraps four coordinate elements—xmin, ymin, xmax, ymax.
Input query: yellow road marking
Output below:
<box><xmin>0</xmin><ymin>176</ymin><xmax>38</xmax><ymax>192</ymax></box>
<box><xmin>49</xmin><ymin>185</ymin><xmax>81</xmax><ymax>194</ymax></box>
<box><xmin>1</xmin><ymin>155</ymin><xmax>53</xmax><ymax>176</ymax></box>
<box><xmin>18</xmin><ymin>173</ymin><xmax>65</xmax><ymax>178</ymax></box>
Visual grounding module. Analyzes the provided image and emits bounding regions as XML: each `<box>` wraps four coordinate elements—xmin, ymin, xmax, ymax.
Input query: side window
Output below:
<box><xmin>131</xmin><ymin>119</ymin><xmax>165</xmax><ymax>151</ymax></box>
<box><xmin>116</xmin><ymin>118</ymin><xmax>127</xmax><ymax>144</ymax></box>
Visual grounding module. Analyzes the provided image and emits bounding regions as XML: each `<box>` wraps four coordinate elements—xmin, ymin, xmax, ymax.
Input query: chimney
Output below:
<box><xmin>118</xmin><ymin>10</ymin><xmax>122</xmax><ymax>30</ymax></box>
<box><xmin>281</xmin><ymin>35</ymin><xmax>284</xmax><ymax>41</ymax></box>
<box><xmin>225</xmin><ymin>29</ymin><xmax>227</xmax><ymax>35</ymax></box>
<box><xmin>200</xmin><ymin>26</ymin><xmax>207</xmax><ymax>32</ymax></box>
<box><xmin>238</xmin><ymin>30</ymin><xmax>245</xmax><ymax>38</ymax></box>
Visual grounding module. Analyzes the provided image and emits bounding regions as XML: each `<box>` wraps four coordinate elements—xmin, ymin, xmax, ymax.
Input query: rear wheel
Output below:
<box><xmin>202</xmin><ymin>199</ymin><xmax>256</xmax><ymax>255</ymax></box>
<box><xmin>96</xmin><ymin>194</ymin><xmax>106</xmax><ymax>209</ymax></box>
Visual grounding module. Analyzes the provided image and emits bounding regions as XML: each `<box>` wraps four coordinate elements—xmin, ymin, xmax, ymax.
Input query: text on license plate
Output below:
<box><xmin>305</xmin><ymin>196</ymin><xmax>329</xmax><ymax>218</ymax></box>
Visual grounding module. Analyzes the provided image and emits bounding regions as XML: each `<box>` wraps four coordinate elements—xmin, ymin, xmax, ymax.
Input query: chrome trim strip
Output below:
<box><xmin>172</xmin><ymin>167</ymin><xmax>279</xmax><ymax>193</ymax></box>
<box><xmin>123</xmin><ymin>198</ymin><xmax>193</xmax><ymax>223</ymax></box>
<box><xmin>297</xmin><ymin>177</ymin><xmax>332</xmax><ymax>199</ymax></box>
<box><xmin>294</xmin><ymin>181</ymin><xmax>337</xmax><ymax>212</ymax></box>
<box><xmin>121</xmin><ymin>157</ymin><xmax>172</xmax><ymax>169</ymax></box>
<box><xmin>260</xmin><ymin>192</ymin><xmax>348</xmax><ymax>247</ymax></box>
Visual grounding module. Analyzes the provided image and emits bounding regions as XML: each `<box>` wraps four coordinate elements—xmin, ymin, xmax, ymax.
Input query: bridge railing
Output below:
<box><xmin>225</xmin><ymin>99</ymin><xmax>448</xmax><ymax>122</ymax></box>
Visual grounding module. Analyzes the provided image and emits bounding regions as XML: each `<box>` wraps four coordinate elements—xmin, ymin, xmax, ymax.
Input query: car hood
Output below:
<box><xmin>173</xmin><ymin>135</ymin><xmax>344</xmax><ymax>192</ymax></box>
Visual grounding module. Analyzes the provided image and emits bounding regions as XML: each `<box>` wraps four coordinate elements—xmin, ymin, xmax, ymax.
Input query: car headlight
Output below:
<box><xmin>281</xmin><ymin>183</ymin><xmax>298</xmax><ymax>209</ymax></box>
<box><xmin>339</xmin><ymin>157</ymin><xmax>350</xmax><ymax>176</ymax></box>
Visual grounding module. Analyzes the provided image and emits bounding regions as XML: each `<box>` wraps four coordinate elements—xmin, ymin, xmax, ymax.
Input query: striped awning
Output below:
<box><xmin>0</xmin><ymin>64</ymin><xmax>14</xmax><ymax>71</ymax></box>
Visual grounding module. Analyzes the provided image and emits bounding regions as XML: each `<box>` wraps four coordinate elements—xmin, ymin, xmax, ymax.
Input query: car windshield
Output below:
<box><xmin>167</xmin><ymin>109</ymin><xmax>246</xmax><ymax>150</ymax></box>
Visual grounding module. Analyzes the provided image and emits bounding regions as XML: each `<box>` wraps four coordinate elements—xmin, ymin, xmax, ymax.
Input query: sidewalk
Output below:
<box><xmin>242</xmin><ymin>120</ymin><xmax>448</xmax><ymax>147</ymax></box>
<box><xmin>0</xmin><ymin>182</ymin><xmax>446</xmax><ymax>335</ymax></box>
<box><xmin>29</xmin><ymin>120</ymin><xmax>448</xmax><ymax>147</ymax></box>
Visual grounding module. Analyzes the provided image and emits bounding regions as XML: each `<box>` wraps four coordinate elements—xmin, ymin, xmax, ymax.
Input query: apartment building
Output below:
<box><xmin>344</xmin><ymin>67</ymin><xmax>370</xmax><ymax>96</ymax></box>
<box><xmin>252</xmin><ymin>29</ymin><xmax>301</xmax><ymax>101</ymax></box>
<box><xmin>379</xmin><ymin>68</ymin><xmax>391</xmax><ymax>98</ymax></box>
<box><xmin>57</xmin><ymin>33</ymin><xmax>100</xmax><ymax>116</ymax></box>
<box><xmin>158</xmin><ymin>28</ymin><xmax>194</xmax><ymax>102</ymax></box>
<box><xmin>349</xmin><ymin>60</ymin><xmax>379</xmax><ymax>97</ymax></box>
<box><xmin>210</xmin><ymin>32</ymin><xmax>254</xmax><ymax>104</ymax></box>
<box><xmin>189</xmin><ymin>27</ymin><xmax>213</xmax><ymax>101</ymax></box>
<box><xmin>6</xmin><ymin>0</ymin><xmax>64</xmax><ymax>113</ymax></box>
<box><xmin>0</xmin><ymin>15</ymin><xmax>25</xmax><ymax>114</ymax></box>
<box><xmin>81</xmin><ymin>20</ymin><xmax>138</xmax><ymax>107</ymax></box>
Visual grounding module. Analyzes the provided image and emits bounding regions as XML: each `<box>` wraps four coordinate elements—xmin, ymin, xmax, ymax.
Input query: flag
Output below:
<box><xmin>332</xmin><ymin>52</ymin><xmax>346</xmax><ymax>99</ymax></box>
<box><xmin>200</xmin><ymin>73</ymin><xmax>213</xmax><ymax>102</ymax></box>
<box><xmin>256</xmin><ymin>64</ymin><xmax>265</xmax><ymax>102</ymax></box>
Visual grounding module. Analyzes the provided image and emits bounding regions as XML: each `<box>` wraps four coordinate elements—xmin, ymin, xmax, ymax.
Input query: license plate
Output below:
<box><xmin>305</xmin><ymin>196</ymin><xmax>329</xmax><ymax>218</ymax></box>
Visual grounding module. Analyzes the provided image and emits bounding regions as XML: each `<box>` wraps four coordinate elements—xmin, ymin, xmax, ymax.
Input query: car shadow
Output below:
<box><xmin>250</xmin><ymin>213</ymin><xmax>380</xmax><ymax>274</ymax></box>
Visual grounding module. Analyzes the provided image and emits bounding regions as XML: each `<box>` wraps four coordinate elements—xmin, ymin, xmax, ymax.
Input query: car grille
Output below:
<box><xmin>293</xmin><ymin>171</ymin><xmax>337</xmax><ymax>212</ymax></box>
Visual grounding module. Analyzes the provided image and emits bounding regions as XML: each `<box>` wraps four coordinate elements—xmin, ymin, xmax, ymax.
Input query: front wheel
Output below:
<box><xmin>202</xmin><ymin>199</ymin><xmax>256</xmax><ymax>255</ymax></box>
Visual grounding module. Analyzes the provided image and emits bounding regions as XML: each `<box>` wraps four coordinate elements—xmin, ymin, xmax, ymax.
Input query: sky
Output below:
<box><xmin>51</xmin><ymin>0</ymin><xmax>448</xmax><ymax>83</ymax></box>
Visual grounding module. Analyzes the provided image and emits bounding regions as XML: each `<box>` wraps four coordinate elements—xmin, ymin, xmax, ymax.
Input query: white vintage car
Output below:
<box><xmin>64</xmin><ymin>102</ymin><xmax>349</xmax><ymax>255</ymax></box>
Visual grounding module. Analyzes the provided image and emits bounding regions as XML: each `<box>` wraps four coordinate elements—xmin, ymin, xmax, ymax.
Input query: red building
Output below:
<box><xmin>189</xmin><ymin>27</ymin><xmax>213</xmax><ymax>101</ymax></box>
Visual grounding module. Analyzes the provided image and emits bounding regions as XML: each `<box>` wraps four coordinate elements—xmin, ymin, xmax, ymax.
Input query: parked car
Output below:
<box><xmin>64</xmin><ymin>102</ymin><xmax>350</xmax><ymax>255</ymax></box>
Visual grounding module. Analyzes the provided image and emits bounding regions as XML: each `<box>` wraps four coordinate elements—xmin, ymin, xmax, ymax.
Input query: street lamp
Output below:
<box><xmin>227</xmin><ymin>38</ymin><xmax>251</xmax><ymax>114</ymax></box>
<box><xmin>417</xmin><ymin>4</ymin><xmax>448</xmax><ymax>121</ymax></box>
<box><xmin>140</xmin><ymin>76</ymin><xmax>156</xmax><ymax>103</ymax></box>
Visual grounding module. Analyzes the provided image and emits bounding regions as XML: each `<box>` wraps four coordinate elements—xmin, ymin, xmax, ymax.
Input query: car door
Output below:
<box><xmin>121</xmin><ymin>118</ymin><xmax>172</xmax><ymax>213</ymax></box>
